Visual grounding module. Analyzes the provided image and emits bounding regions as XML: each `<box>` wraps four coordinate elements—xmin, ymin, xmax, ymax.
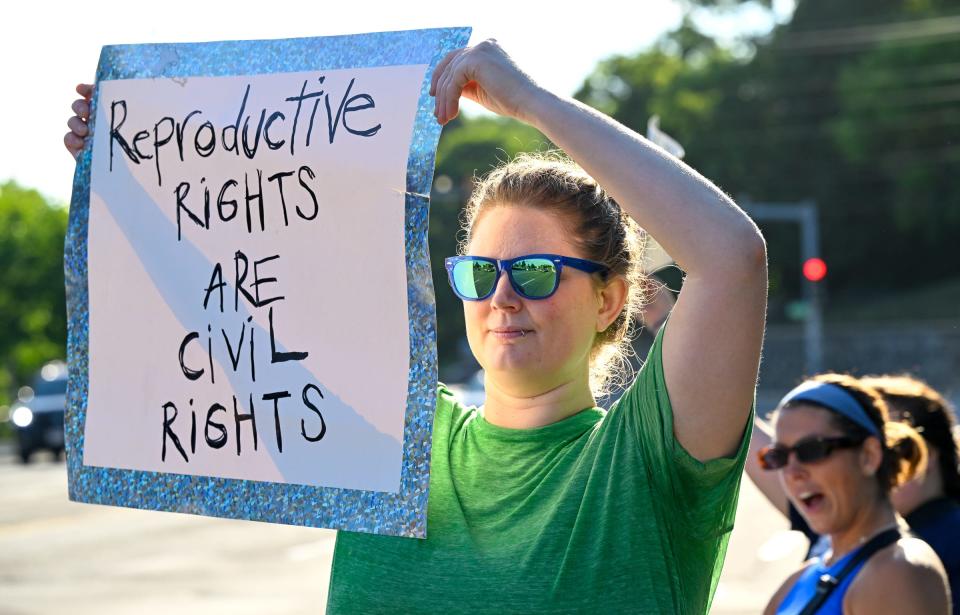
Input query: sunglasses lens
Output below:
<box><xmin>511</xmin><ymin>258</ymin><xmax>557</xmax><ymax>298</ymax></box>
<box><xmin>452</xmin><ymin>260</ymin><xmax>498</xmax><ymax>299</ymax></box>
<box><xmin>794</xmin><ymin>439</ymin><xmax>833</xmax><ymax>464</ymax></box>
<box><xmin>759</xmin><ymin>447</ymin><xmax>788</xmax><ymax>470</ymax></box>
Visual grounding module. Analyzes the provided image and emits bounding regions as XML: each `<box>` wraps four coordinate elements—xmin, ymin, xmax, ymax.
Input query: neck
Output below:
<box><xmin>828</xmin><ymin>498</ymin><xmax>899</xmax><ymax>563</ymax></box>
<box><xmin>482</xmin><ymin>374</ymin><xmax>596</xmax><ymax>429</ymax></box>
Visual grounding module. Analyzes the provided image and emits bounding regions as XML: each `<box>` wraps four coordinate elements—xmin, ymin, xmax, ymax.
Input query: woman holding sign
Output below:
<box><xmin>67</xmin><ymin>39</ymin><xmax>767</xmax><ymax>614</ymax></box>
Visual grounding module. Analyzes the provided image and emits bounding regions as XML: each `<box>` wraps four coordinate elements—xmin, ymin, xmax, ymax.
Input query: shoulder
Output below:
<box><xmin>436</xmin><ymin>382</ymin><xmax>464</xmax><ymax>415</ymax></box>
<box><xmin>867</xmin><ymin>535</ymin><xmax>948</xmax><ymax>582</ymax></box>
<box><xmin>436</xmin><ymin>382</ymin><xmax>458</xmax><ymax>406</ymax></box>
<box><xmin>846</xmin><ymin>536</ymin><xmax>949</xmax><ymax>614</ymax></box>
<box><xmin>763</xmin><ymin>561</ymin><xmax>816</xmax><ymax>615</ymax></box>
<box><xmin>436</xmin><ymin>382</ymin><xmax>478</xmax><ymax>410</ymax></box>
<box><xmin>435</xmin><ymin>382</ymin><xmax>478</xmax><ymax>431</ymax></box>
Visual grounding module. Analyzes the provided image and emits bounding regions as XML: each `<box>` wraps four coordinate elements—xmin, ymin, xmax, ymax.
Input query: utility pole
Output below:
<box><xmin>741</xmin><ymin>199</ymin><xmax>823</xmax><ymax>374</ymax></box>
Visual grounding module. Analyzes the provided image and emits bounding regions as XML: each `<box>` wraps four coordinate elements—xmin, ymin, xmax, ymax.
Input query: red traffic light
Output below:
<box><xmin>803</xmin><ymin>257</ymin><xmax>827</xmax><ymax>282</ymax></box>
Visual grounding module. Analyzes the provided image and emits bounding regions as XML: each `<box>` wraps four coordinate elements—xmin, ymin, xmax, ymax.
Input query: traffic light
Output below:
<box><xmin>802</xmin><ymin>257</ymin><xmax>827</xmax><ymax>282</ymax></box>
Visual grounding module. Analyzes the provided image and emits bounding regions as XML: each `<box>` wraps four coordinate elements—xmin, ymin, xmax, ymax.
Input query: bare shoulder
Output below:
<box><xmin>763</xmin><ymin>561</ymin><xmax>814</xmax><ymax>615</ymax></box>
<box><xmin>846</xmin><ymin>537</ymin><xmax>949</xmax><ymax>615</ymax></box>
<box><xmin>867</xmin><ymin>536</ymin><xmax>948</xmax><ymax>584</ymax></box>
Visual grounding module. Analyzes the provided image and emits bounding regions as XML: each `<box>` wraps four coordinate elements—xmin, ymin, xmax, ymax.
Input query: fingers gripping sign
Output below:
<box><xmin>429</xmin><ymin>39</ymin><xmax>540</xmax><ymax>125</ymax></box>
<box><xmin>65</xmin><ymin>83</ymin><xmax>94</xmax><ymax>159</ymax></box>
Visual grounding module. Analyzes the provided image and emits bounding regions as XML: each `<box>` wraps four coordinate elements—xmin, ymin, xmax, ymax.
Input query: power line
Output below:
<box><xmin>777</xmin><ymin>14</ymin><xmax>960</xmax><ymax>54</ymax></box>
<box><xmin>736</xmin><ymin>61</ymin><xmax>960</xmax><ymax>98</ymax></box>
<box><xmin>612</xmin><ymin>110</ymin><xmax>960</xmax><ymax>156</ymax></box>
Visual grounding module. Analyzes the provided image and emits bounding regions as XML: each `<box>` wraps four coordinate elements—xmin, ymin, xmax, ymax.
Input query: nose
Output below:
<box><xmin>489</xmin><ymin>267</ymin><xmax>521</xmax><ymax>311</ymax></box>
<box><xmin>782</xmin><ymin>452</ymin><xmax>809</xmax><ymax>480</ymax></box>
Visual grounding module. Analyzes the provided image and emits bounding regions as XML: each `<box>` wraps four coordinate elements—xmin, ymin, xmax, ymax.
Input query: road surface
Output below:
<box><xmin>0</xmin><ymin>446</ymin><xmax>804</xmax><ymax>614</ymax></box>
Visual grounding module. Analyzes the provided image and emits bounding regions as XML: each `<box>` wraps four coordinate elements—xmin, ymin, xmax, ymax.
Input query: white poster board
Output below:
<box><xmin>66</xmin><ymin>27</ymin><xmax>471</xmax><ymax>537</ymax></box>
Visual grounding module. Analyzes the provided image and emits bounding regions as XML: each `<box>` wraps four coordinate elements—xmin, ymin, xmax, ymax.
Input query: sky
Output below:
<box><xmin>2</xmin><ymin>0</ymin><xmax>794</xmax><ymax>204</ymax></box>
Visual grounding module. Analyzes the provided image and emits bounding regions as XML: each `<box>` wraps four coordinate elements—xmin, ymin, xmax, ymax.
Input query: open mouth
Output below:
<box><xmin>798</xmin><ymin>491</ymin><xmax>825</xmax><ymax>512</ymax></box>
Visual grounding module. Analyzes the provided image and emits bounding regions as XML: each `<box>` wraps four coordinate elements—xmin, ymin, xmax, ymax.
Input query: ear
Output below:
<box><xmin>596</xmin><ymin>276</ymin><xmax>629</xmax><ymax>333</ymax></box>
<box><xmin>860</xmin><ymin>436</ymin><xmax>884</xmax><ymax>477</ymax></box>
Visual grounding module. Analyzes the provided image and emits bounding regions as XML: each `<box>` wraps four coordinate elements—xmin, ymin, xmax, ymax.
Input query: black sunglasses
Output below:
<box><xmin>758</xmin><ymin>435</ymin><xmax>865</xmax><ymax>471</ymax></box>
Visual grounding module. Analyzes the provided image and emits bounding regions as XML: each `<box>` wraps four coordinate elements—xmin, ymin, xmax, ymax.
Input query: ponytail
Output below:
<box><xmin>882</xmin><ymin>420</ymin><xmax>927</xmax><ymax>491</ymax></box>
<box><xmin>861</xmin><ymin>374</ymin><xmax>960</xmax><ymax>503</ymax></box>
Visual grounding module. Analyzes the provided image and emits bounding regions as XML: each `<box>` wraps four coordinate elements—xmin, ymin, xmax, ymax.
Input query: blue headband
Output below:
<box><xmin>778</xmin><ymin>381</ymin><xmax>882</xmax><ymax>438</ymax></box>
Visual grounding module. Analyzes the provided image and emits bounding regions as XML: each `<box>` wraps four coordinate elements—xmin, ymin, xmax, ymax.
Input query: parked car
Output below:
<box><xmin>10</xmin><ymin>361</ymin><xmax>67</xmax><ymax>463</ymax></box>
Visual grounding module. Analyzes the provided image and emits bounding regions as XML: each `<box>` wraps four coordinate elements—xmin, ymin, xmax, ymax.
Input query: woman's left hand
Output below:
<box><xmin>430</xmin><ymin>39</ymin><xmax>542</xmax><ymax>125</ymax></box>
<box><xmin>65</xmin><ymin>83</ymin><xmax>94</xmax><ymax>160</ymax></box>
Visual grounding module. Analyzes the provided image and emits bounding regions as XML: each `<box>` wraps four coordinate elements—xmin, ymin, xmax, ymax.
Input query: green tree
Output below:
<box><xmin>576</xmin><ymin>0</ymin><xmax>960</xmax><ymax>315</ymax></box>
<box><xmin>735</xmin><ymin>0</ymin><xmax>960</xmax><ymax>295</ymax></box>
<box><xmin>832</xmin><ymin>34</ymin><xmax>960</xmax><ymax>267</ymax></box>
<box><xmin>0</xmin><ymin>182</ymin><xmax>68</xmax><ymax>406</ymax></box>
<box><xmin>430</xmin><ymin>0</ymin><xmax>960</xmax><ymax>378</ymax></box>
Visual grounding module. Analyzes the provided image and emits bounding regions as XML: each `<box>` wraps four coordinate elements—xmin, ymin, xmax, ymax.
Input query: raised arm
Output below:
<box><xmin>432</xmin><ymin>40</ymin><xmax>767</xmax><ymax>461</ymax></box>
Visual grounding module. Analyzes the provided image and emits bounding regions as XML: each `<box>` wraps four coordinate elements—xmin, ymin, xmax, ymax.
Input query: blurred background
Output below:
<box><xmin>1</xmin><ymin>0</ymin><xmax>958</xmax><ymax>613</ymax></box>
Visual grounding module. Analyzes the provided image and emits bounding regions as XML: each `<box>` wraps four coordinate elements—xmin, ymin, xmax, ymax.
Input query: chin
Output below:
<box><xmin>484</xmin><ymin>354</ymin><xmax>558</xmax><ymax>387</ymax></box>
<box><xmin>805</xmin><ymin>516</ymin><xmax>834</xmax><ymax>536</ymax></box>
<box><xmin>482</xmin><ymin>345</ymin><xmax>539</xmax><ymax>371</ymax></box>
<box><xmin>792</xmin><ymin>497</ymin><xmax>836</xmax><ymax>536</ymax></box>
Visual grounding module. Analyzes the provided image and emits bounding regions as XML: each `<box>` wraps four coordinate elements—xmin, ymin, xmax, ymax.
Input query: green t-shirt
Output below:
<box><xmin>327</xmin><ymin>327</ymin><xmax>752</xmax><ymax>614</ymax></box>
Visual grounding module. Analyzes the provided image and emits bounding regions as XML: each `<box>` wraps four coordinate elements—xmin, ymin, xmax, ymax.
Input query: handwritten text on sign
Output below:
<box><xmin>83</xmin><ymin>66</ymin><xmax>426</xmax><ymax>493</ymax></box>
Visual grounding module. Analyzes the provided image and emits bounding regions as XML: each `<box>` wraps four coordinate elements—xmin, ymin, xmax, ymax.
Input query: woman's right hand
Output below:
<box><xmin>64</xmin><ymin>83</ymin><xmax>93</xmax><ymax>160</ymax></box>
<box><xmin>429</xmin><ymin>40</ymin><xmax>544</xmax><ymax>126</ymax></box>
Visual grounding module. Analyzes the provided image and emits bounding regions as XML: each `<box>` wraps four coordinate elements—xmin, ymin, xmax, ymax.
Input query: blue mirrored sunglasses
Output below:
<box><xmin>444</xmin><ymin>253</ymin><xmax>609</xmax><ymax>301</ymax></box>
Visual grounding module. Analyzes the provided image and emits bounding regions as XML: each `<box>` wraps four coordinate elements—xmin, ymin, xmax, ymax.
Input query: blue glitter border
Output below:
<box><xmin>65</xmin><ymin>27</ymin><xmax>471</xmax><ymax>538</ymax></box>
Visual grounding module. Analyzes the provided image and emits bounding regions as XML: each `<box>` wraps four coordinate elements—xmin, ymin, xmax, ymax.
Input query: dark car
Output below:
<box><xmin>10</xmin><ymin>361</ymin><xmax>67</xmax><ymax>463</ymax></box>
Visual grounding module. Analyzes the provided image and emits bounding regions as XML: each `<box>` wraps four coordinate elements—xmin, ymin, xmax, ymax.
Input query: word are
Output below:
<box><xmin>179</xmin><ymin>251</ymin><xmax>309</xmax><ymax>383</ymax></box>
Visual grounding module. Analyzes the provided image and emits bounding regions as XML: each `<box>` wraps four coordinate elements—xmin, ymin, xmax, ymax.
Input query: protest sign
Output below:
<box><xmin>65</xmin><ymin>27</ymin><xmax>470</xmax><ymax>537</ymax></box>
